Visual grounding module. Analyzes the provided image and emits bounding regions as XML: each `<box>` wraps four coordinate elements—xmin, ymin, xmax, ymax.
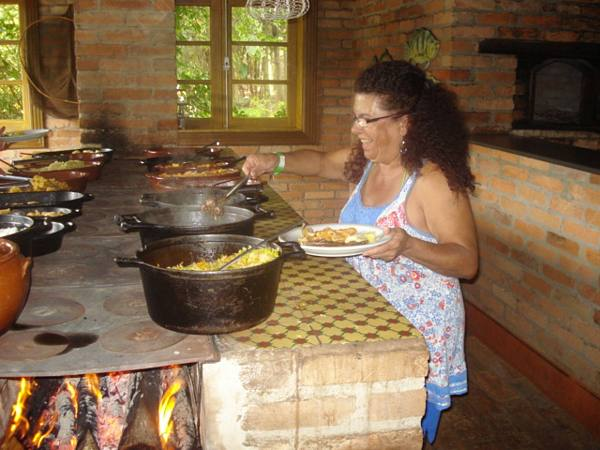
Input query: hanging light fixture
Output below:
<box><xmin>246</xmin><ymin>0</ymin><xmax>310</xmax><ymax>21</ymax></box>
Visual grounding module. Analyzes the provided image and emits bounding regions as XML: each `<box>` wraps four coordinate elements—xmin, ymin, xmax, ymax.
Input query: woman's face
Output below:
<box><xmin>351</xmin><ymin>93</ymin><xmax>406</xmax><ymax>165</ymax></box>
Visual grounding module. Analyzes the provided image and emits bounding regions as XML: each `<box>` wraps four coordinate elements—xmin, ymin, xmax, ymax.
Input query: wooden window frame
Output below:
<box><xmin>176</xmin><ymin>0</ymin><xmax>318</xmax><ymax>146</ymax></box>
<box><xmin>0</xmin><ymin>0</ymin><xmax>44</xmax><ymax>148</ymax></box>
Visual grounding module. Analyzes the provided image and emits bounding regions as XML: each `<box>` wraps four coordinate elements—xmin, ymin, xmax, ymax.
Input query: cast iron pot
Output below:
<box><xmin>31</xmin><ymin>221</ymin><xmax>76</xmax><ymax>256</ymax></box>
<box><xmin>114</xmin><ymin>205</ymin><xmax>258</xmax><ymax>247</ymax></box>
<box><xmin>115</xmin><ymin>234</ymin><xmax>304</xmax><ymax>334</ymax></box>
<box><xmin>139</xmin><ymin>190</ymin><xmax>274</xmax><ymax>217</ymax></box>
<box><xmin>0</xmin><ymin>191</ymin><xmax>94</xmax><ymax>210</ymax></box>
<box><xmin>0</xmin><ymin>214</ymin><xmax>49</xmax><ymax>257</ymax></box>
<box><xmin>11</xmin><ymin>206</ymin><xmax>81</xmax><ymax>223</ymax></box>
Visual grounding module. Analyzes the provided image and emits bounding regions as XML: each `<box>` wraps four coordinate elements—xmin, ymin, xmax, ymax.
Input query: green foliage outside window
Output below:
<box><xmin>0</xmin><ymin>4</ymin><xmax>23</xmax><ymax>120</ymax></box>
<box><xmin>175</xmin><ymin>4</ymin><xmax>289</xmax><ymax>122</ymax></box>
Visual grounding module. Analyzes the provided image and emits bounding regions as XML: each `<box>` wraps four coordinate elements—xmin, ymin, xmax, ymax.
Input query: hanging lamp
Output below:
<box><xmin>245</xmin><ymin>0</ymin><xmax>310</xmax><ymax>21</ymax></box>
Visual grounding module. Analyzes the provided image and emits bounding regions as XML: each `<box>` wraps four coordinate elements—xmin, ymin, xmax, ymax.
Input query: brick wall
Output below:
<box><xmin>201</xmin><ymin>339</ymin><xmax>428</xmax><ymax>449</ymax></box>
<box><xmin>464</xmin><ymin>143</ymin><xmax>600</xmax><ymax>397</ymax></box>
<box><xmin>73</xmin><ymin>0</ymin><xmax>177</xmax><ymax>150</ymax></box>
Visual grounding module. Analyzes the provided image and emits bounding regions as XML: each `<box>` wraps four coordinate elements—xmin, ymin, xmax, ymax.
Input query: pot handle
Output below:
<box><xmin>82</xmin><ymin>193</ymin><xmax>95</xmax><ymax>202</ymax></box>
<box><xmin>251</xmin><ymin>205</ymin><xmax>275</xmax><ymax>219</ymax></box>
<box><xmin>62</xmin><ymin>221</ymin><xmax>76</xmax><ymax>233</ymax></box>
<box><xmin>138</xmin><ymin>193</ymin><xmax>159</xmax><ymax>207</ymax></box>
<box><xmin>114</xmin><ymin>256</ymin><xmax>144</xmax><ymax>268</ymax></box>
<box><xmin>279</xmin><ymin>241</ymin><xmax>306</xmax><ymax>260</ymax></box>
<box><xmin>30</xmin><ymin>219</ymin><xmax>51</xmax><ymax>234</ymax></box>
<box><xmin>114</xmin><ymin>214</ymin><xmax>165</xmax><ymax>232</ymax></box>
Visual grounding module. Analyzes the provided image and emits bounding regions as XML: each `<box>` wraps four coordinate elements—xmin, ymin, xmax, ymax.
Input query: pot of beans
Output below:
<box><xmin>114</xmin><ymin>234</ymin><xmax>303</xmax><ymax>334</ymax></box>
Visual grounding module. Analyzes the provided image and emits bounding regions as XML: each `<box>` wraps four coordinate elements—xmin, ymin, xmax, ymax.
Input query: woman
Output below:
<box><xmin>243</xmin><ymin>60</ymin><xmax>478</xmax><ymax>443</ymax></box>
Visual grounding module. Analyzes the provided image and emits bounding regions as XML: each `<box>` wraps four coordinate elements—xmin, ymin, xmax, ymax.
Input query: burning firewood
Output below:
<box><xmin>118</xmin><ymin>371</ymin><xmax>162</xmax><ymax>449</ymax></box>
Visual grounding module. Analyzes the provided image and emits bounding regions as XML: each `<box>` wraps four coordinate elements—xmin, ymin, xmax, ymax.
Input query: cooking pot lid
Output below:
<box><xmin>137</xmin><ymin>205</ymin><xmax>254</xmax><ymax>228</ymax></box>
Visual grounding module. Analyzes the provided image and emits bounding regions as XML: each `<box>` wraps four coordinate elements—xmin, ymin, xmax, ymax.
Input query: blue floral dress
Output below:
<box><xmin>339</xmin><ymin>163</ymin><xmax>467</xmax><ymax>441</ymax></box>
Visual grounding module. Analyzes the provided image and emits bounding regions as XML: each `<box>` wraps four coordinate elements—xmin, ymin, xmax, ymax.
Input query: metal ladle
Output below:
<box><xmin>201</xmin><ymin>172</ymin><xmax>250</xmax><ymax>217</ymax></box>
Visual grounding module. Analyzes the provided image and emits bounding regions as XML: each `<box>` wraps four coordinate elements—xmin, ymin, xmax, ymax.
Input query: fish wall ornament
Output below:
<box><xmin>405</xmin><ymin>28</ymin><xmax>440</xmax><ymax>70</ymax></box>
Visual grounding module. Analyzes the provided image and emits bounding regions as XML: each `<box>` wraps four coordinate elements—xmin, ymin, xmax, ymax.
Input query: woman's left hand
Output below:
<box><xmin>361</xmin><ymin>227</ymin><xmax>411</xmax><ymax>261</ymax></box>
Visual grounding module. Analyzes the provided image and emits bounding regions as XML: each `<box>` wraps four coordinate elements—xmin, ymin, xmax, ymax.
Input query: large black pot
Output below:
<box><xmin>115</xmin><ymin>205</ymin><xmax>258</xmax><ymax>246</ymax></box>
<box><xmin>115</xmin><ymin>234</ymin><xmax>304</xmax><ymax>334</ymax></box>
<box><xmin>139</xmin><ymin>190</ymin><xmax>273</xmax><ymax>217</ymax></box>
<box><xmin>0</xmin><ymin>191</ymin><xmax>94</xmax><ymax>210</ymax></box>
<box><xmin>0</xmin><ymin>214</ymin><xmax>49</xmax><ymax>256</ymax></box>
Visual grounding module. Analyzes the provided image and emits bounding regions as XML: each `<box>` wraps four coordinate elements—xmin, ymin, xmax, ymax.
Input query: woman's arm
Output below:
<box><xmin>363</xmin><ymin>168</ymin><xmax>479</xmax><ymax>279</ymax></box>
<box><xmin>242</xmin><ymin>147</ymin><xmax>351</xmax><ymax>181</ymax></box>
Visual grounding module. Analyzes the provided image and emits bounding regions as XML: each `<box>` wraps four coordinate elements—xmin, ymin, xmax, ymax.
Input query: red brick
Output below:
<box><xmin>541</xmin><ymin>264</ymin><xmax>574</xmax><ymax>288</ymax></box>
<box><xmin>546</xmin><ymin>231</ymin><xmax>579</xmax><ymax>256</ymax></box>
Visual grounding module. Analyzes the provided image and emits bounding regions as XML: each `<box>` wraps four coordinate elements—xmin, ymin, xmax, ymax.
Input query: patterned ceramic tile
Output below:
<box><xmin>231</xmin><ymin>205</ymin><xmax>421</xmax><ymax>349</ymax></box>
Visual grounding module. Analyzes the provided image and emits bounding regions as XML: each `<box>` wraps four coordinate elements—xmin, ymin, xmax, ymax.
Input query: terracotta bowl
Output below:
<box><xmin>69</xmin><ymin>148</ymin><xmax>114</xmax><ymax>163</ymax></box>
<box><xmin>15</xmin><ymin>160</ymin><xmax>103</xmax><ymax>182</ymax></box>
<box><xmin>0</xmin><ymin>239</ymin><xmax>32</xmax><ymax>335</ymax></box>
<box><xmin>35</xmin><ymin>170</ymin><xmax>89</xmax><ymax>192</ymax></box>
<box><xmin>145</xmin><ymin>168</ymin><xmax>240</xmax><ymax>191</ymax></box>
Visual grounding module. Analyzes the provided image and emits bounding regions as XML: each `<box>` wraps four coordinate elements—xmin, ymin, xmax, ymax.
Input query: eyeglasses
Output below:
<box><xmin>352</xmin><ymin>112</ymin><xmax>403</xmax><ymax>128</ymax></box>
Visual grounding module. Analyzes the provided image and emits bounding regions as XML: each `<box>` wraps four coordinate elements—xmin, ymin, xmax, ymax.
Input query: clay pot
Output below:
<box><xmin>0</xmin><ymin>239</ymin><xmax>32</xmax><ymax>335</ymax></box>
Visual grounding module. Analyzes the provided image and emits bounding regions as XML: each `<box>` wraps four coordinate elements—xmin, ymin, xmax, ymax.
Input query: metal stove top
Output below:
<box><xmin>0</xmin><ymin>159</ymin><xmax>220</xmax><ymax>377</ymax></box>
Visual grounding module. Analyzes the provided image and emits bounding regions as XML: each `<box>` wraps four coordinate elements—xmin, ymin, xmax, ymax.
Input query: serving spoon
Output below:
<box><xmin>217</xmin><ymin>219</ymin><xmax>305</xmax><ymax>271</ymax></box>
<box><xmin>200</xmin><ymin>172</ymin><xmax>250</xmax><ymax>217</ymax></box>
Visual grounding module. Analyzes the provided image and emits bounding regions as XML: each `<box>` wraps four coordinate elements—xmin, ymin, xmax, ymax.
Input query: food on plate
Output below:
<box><xmin>299</xmin><ymin>226</ymin><xmax>377</xmax><ymax>246</ymax></box>
<box><xmin>169</xmin><ymin>247</ymin><xmax>279</xmax><ymax>271</ymax></box>
<box><xmin>31</xmin><ymin>160</ymin><xmax>87</xmax><ymax>172</ymax></box>
<box><xmin>8</xmin><ymin>176</ymin><xmax>69</xmax><ymax>192</ymax></box>
<box><xmin>160</xmin><ymin>167</ymin><xmax>239</xmax><ymax>178</ymax></box>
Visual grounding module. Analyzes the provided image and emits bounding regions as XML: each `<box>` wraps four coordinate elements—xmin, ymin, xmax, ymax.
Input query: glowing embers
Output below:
<box><xmin>0</xmin><ymin>366</ymin><xmax>200</xmax><ymax>449</ymax></box>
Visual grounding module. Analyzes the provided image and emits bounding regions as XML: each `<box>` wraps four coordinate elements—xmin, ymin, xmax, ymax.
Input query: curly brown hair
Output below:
<box><xmin>343</xmin><ymin>60</ymin><xmax>475</xmax><ymax>193</ymax></box>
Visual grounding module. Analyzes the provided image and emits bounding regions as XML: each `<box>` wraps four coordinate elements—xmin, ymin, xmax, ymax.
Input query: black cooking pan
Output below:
<box><xmin>114</xmin><ymin>205</ymin><xmax>257</xmax><ymax>246</ymax></box>
<box><xmin>0</xmin><ymin>214</ymin><xmax>50</xmax><ymax>256</ymax></box>
<box><xmin>0</xmin><ymin>191</ymin><xmax>94</xmax><ymax>210</ymax></box>
<box><xmin>139</xmin><ymin>190</ymin><xmax>274</xmax><ymax>217</ymax></box>
<box><xmin>10</xmin><ymin>206</ymin><xmax>81</xmax><ymax>223</ymax></box>
<box><xmin>31</xmin><ymin>221</ymin><xmax>76</xmax><ymax>256</ymax></box>
<box><xmin>115</xmin><ymin>234</ymin><xmax>304</xmax><ymax>334</ymax></box>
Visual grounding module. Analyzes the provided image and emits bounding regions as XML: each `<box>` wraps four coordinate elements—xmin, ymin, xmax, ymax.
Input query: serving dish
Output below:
<box><xmin>12</xmin><ymin>160</ymin><xmax>103</xmax><ymax>182</ymax></box>
<box><xmin>10</xmin><ymin>206</ymin><xmax>80</xmax><ymax>223</ymax></box>
<box><xmin>279</xmin><ymin>223</ymin><xmax>392</xmax><ymax>257</ymax></box>
<box><xmin>0</xmin><ymin>191</ymin><xmax>94</xmax><ymax>210</ymax></box>
<box><xmin>0</xmin><ymin>128</ymin><xmax>49</xmax><ymax>143</ymax></box>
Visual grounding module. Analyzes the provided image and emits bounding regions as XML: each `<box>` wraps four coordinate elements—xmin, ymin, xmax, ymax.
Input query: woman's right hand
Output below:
<box><xmin>242</xmin><ymin>153</ymin><xmax>279</xmax><ymax>179</ymax></box>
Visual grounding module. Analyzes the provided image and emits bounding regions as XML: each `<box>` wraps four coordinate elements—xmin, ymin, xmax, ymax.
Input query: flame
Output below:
<box><xmin>158</xmin><ymin>379</ymin><xmax>182</xmax><ymax>449</ymax></box>
<box><xmin>31</xmin><ymin>411</ymin><xmax>58</xmax><ymax>448</ymax></box>
<box><xmin>4</xmin><ymin>377</ymin><xmax>36</xmax><ymax>441</ymax></box>
<box><xmin>85</xmin><ymin>373</ymin><xmax>102</xmax><ymax>403</ymax></box>
<box><xmin>65</xmin><ymin>380</ymin><xmax>79</xmax><ymax>418</ymax></box>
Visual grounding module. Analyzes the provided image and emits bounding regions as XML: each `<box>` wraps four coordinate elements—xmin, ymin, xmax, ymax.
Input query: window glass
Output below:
<box><xmin>0</xmin><ymin>4</ymin><xmax>19</xmax><ymax>40</ymax></box>
<box><xmin>231</xmin><ymin>8</ymin><xmax>286</xmax><ymax>42</ymax></box>
<box><xmin>176</xmin><ymin>6</ymin><xmax>209</xmax><ymax>41</ymax></box>
<box><xmin>0</xmin><ymin>84</ymin><xmax>23</xmax><ymax>119</ymax></box>
<box><xmin>176</xmin><ymin>45</ymin><xmax>210</xmax><ymax>80</ymax></box>
<box><xmin>232</xmin><ymin>84</ymin><xmax>287</xmax><ymax>118</ymax></box>
<box><xmin>179</xmin><ymin>84</ymin><xmax>211</xmax><ymax>119</ymax></box>
<box><xmin>232</xmin><ymin>45</ymin><xmax>287</xmax><ymax>81</ymax></box>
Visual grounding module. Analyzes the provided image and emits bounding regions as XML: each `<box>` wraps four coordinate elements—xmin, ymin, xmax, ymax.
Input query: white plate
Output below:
<box><xmin>0</xmin><ymin>129</ymin><xmax>50</xmax><ymax>143</ymax></box>
<box><xmin>279</xmin><ymin>223</ymin><xmax>391</xmax><ymax>257</ymax></box>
